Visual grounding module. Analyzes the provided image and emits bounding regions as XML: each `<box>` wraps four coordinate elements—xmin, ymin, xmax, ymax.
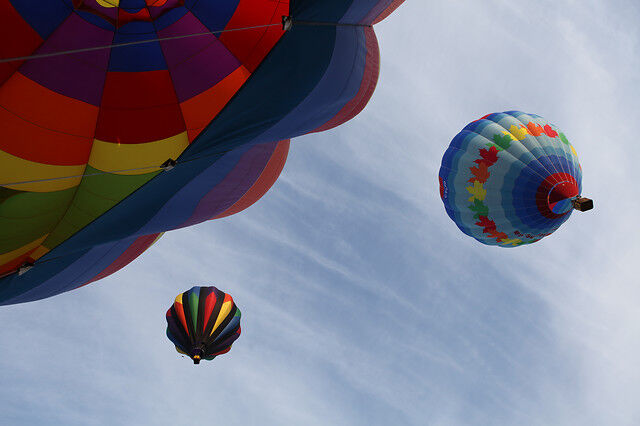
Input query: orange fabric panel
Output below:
<box><xmin>180</xmin><ymin>66</ymin><xmax>250</xmax><ymax>142</ymax></box>
<box><xmin>214</xmin><ymin>139</ymin><xmax>289</xmax><ymax>219</ymax></box>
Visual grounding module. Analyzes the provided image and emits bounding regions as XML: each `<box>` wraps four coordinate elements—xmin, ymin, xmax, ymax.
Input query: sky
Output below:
<box><xmin>1</xmin><ymin>1</ymin><xmax>639</xmax><ymax>425</ymax></box>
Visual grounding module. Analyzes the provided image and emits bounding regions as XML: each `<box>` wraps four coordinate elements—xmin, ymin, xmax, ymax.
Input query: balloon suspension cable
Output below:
<box><xmin>0</xmin><ymin>23</ymin><xmax>281</xmax><ymax>64</ymax></box>
<box><xmin>0</xmin><ymin>151</ymin><xmax>227</xmax><ymax>187</ymax></box>
<box><xmin>0</xmin><ymin>16</ymin><xmax>373</xmax><ymax>64</ymax></box>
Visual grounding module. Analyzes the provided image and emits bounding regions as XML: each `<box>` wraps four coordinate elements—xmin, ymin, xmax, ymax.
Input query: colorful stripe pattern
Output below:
<box><xmin>439</xmin><ymin>111</ymin><xmax>583</xmax><ymax>247</ymax></box>
<box><xmin>0</xmin><ymin>0</ymin><xmax>404</xmax><ymax>304</ymax></box>
<box><xmin>166</xmin><ymin>286</ymin><xmax>241</xmax><ymax>364</ymax></box>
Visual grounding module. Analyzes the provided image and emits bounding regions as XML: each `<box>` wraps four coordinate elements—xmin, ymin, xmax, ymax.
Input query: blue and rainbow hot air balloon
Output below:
<box><xmin>0</xmin><ymin>0</ymin><xmax>405</xmax><ymax>304</ymax></box>
<box><xmin>166</xmin><ymin>286</ymin><xmax>241</xmax><ymax>364</ymax></box>
<box><xmin>439</xmin><ymin>111</ymin><xmax>593</xmax><ymax>247</ymax></box>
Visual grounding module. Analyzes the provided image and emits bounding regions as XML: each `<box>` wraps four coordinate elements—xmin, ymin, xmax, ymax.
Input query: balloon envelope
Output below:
<box><xmin>166</xmin><ymin>286</ymin><xmax>241</xmax><ymax>364</ymax></box>
<box><xmin>0</xmin><ymin>0</ymin><xmax>405</xmax><ymax>304</ymax></box>
<box><xmin>439</xmin><ymin>111</ymin><xmax>587</xmax><ymax>247</ymax></box>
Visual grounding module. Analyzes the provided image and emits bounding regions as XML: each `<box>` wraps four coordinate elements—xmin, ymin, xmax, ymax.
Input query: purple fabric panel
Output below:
<box><xmin>339</xmin><ymin>0</ymin><xmax>393</xmax><ymax>24</ymax></box>
<box><xmin>20</xmin><ymin>13</ymin><xmax>113</xmax><ymax>106</ymax></box>
<box><xmin>134</xmin><ymin>145</ymin><xmax>250</xmax><ymax>235</ymax></box>
<box><xmin>158</xmin><ymin>12</ymin><xmax>241</xmax><ymax>102</ymax></box>
<box><xmin>178</xmin><ymin>142</ymin><xmax>276</xmax><ymax>228</ymax></box>
<box><xmin>358</xmin><ymin>0</ymin><xmax>395</xmax><ymax>24</ymax></box>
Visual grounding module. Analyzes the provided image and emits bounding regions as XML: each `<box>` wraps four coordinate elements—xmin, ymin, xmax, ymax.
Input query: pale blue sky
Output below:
<box><xmin>1</xmin><ymin>1</ymin><xmax>639</xmax><ymax>425</ymax></box>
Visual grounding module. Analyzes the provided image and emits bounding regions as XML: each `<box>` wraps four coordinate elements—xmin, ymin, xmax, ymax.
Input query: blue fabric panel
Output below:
<box><xmin>0</xmin><ymin>236</ymin><xmax>137</xmax><ymax>305</ymax></box>
<box><xmin>186</xmin><ymin>0</ymin><xmax>239</xmax><ymax>32</ymax></box>
<box><xmin>292</xmin><ymin>0</ymin><xmax>353</xmax><ymax>22</ymax></box>
<box><xmin>181</xmin><ymin>25</ymin><xmax>338</xmax><ymax>158</ymax></box>
<box><xmin>341</xmin><ymin>0</ymin><xmax>394</xmax><ymax>24</ymax></box>
<box><xmin>108</xmin><ymin>22</ymin><xmax>167</xmax><ymax>71</ymax></box>
<box><xmin>9</xmin><ymin>0</ymin><xmax>72</xmax><ymax>38</ymax></box>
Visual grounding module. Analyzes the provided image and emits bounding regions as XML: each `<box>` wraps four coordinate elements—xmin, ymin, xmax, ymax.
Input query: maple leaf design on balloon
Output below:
<box><xmin>559</xmin><ymin>132</ymin><xmax>570</xmax><ymax>145</ymax></box>
<box><xmin>469</xmin><ymin>199</ymin><xmax>489</xmax><ymax>219</ymax></box>
<box><xmin>475</xmin><ymin>215</ymin><xmax>495</xmax><ymax>230</ymax></box>
<box><xmin>500</xmin><ymin>238</ymin><xmax>524</xmax><ymax>247</ymax></box>
<box><xmin>486</xmin><ymin>228</ymin><xmax>509</xmax><ymax>242</ymax></box>
<box><xmin>491</xmin><ymin>133</ymin><xmax>513</xmax><ymax>150</ymax></box>
<box><xmin>466</xmin><ymin>180</ymin><xmax>486</xmax><ymax>202</ymax></box>
<box><xmin>527</xmin><ymin>122</ymin><xmax>544</xmax><ymax>136</ymax></box>
<box><xmin>468</xmin><ymin>162</ymin><xmax>490</xmax><ymax>184</ymax></box>
<box><xmin>475</xmin><ymin>145</ymin><xmax>499</xmax><ymax>167</ymax></box>
<box><xmin>508</xmin><ymin>125</ymin><xmax>529</xmax><ymax>141</ymax></box>
<box><xmin>543</xmin><ymin>124</ymin><xmax>558</xmax><ymax>138</ymax></box>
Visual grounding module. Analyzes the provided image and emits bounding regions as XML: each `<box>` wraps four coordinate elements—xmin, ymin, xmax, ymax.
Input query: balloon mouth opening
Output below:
<box><xmin>546</xmin><ymin>181</ymin><xmax>579</xmax><ymax>215</ymax></box>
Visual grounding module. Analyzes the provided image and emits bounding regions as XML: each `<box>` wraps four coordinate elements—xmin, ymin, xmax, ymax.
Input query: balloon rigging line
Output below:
<box><xmin>0</xmin><ymin>23</ymin><xmax>281</xmax><ymax>63</ymax></box>
<box><xmin>0</xmin><ymin>148</ymin><xmax>236</xmax><ymax>187</ymax></box>
<box><xmin>0</xmin><ymin>18</ymin><xmax>372</xmax><ymax>64</ymax></box>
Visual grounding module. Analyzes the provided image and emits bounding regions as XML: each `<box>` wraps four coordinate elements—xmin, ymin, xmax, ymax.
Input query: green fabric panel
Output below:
<box><xmin>0</xmin><ymin>188</ymin><xmax>75</xmax><ymax>254</ymax></box>
<box><xmin>0</xmin><ymin>187</ymin><xmax>24</xmax><ymax>204</ymax></box>
<box><xmin>189</xmin><ymin>288</ymin><xmax>200</xmax><ymax>333</ymax></box>
<box><xmin>42</xmin><ymin>166</ymin><xmax>160</xmax><ymax>250</ymax></box>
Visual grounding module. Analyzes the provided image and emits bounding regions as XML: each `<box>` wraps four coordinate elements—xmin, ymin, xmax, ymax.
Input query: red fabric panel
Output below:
<box><xmin>311</xmin><ymin>28</ymin><xmax>379</xmax><ymax>134</ymax></box>
<box><xmin>373</xmin><ymin>0</ymin><xmax>406</xmax><ymax>24</ymax></box>
<box><xmin>95</xmin><ymin>71</ymin><xmax>185</xmax><ymax>143</ymax></box>
<box><xmin>203</xmin><ymin>290</ymin><xmax>218</xmax><ymax>332</ymax></box>
<box><xmin>0</xmin><ymin>99</ymin><xmax>93</xmax><ymax>165</ymax></box>
<box><xmin>214</xmin><ymin>139</ymin><xmax>289</xmax><ymax>219</ymax></box>
<box><xmin>0</xmin><ymin>251</ymin><xmax>35</xmax><ymax>277</ymax></box>
<box><xmin>219</xmin><ymin>0</ymin><xmax>287</xmax><ymax>72</ymax></box>
<box><xmin>0</xmin><ymin>0</ymin><xmax>43</xmax><ymax>85</ymax></box>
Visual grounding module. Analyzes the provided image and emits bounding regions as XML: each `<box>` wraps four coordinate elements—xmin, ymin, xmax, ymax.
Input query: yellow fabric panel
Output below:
<box><xmin>29</xmin><ymin>245</ymin><xmax>51</xmax><ymax>262</ymax></box>
<box><xmin>0</xmin><ymin>234</ymin><xmax>48</xmax><ymax>265</ymax></box>
<box><xmin>88</xmin><ymin>132</ymin><xmax>189</xmax><ymax>175</ymax></box>
<box><xmin>174</xmin><ymin>293</ymin><xmax>183</xmax><ymax>305</ymax></box>
<box><xmin>149</xmin><ymin>233</ymin><xmax>164</xmax><ymax>247</ymax></box>
<box><xmin>0</xmin><ymin>149</ymin><xmax>84</xmax><ymax>192</ymax></box>
<box><xmin>210</xmin><ymin>300</ymin><xmax>233</xmax><ymax>336</ymax></box>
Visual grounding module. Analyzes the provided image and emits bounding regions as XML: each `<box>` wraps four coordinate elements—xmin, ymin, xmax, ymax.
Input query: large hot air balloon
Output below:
<box><xmin>166</xmin><ymin>286</ymin><xmax>240</xmax><ymax>364</ymax></box>
<box><xmin>439</xmin><ymin>111</ymin><xmax>592</xmax><ymax>247</ymax></box>
<box><xmin>0</xmin><ymin>0</ymin><xmax>405</xmax><ymax>304</ymax></box>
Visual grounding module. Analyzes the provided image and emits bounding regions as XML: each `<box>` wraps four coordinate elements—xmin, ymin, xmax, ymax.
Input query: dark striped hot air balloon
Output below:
<box><xmin>166</xmin><ymin>286</ymin><xmax>241</xmax><ymax>364</ymax></box>
<box><xmin>439</xmin><ymin>111</ymin><xmax>593</xmax><ymax>247</ymax></box>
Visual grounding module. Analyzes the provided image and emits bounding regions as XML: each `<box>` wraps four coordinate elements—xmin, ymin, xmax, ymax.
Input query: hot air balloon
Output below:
<box><xmin>0</xmin><ymin>0</ymin><xmax>405</xmax><ymax>304</ymax></box>
<box><xmin>439</xmin><ymin>111</ymin><xmax>592</xmax><ymax>247</ymax></box>
<box><xmin>166</xmin><ymin>286</ymin><xmax>240</xmax><ymax>364</ymax></box>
